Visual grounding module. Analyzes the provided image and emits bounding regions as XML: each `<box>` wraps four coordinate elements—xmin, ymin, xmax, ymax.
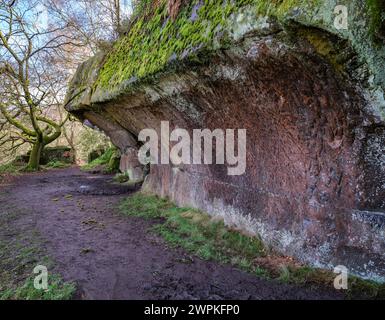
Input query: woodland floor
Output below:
<box><xmin>0</xmin><ymin>167</ymin><xmax>345</xmax><ymax>300</ymax></box>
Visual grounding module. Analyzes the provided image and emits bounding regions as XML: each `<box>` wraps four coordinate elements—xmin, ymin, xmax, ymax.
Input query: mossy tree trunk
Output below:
<box><xmin>27</xmin><ymin>140</ymin><xmax>45</xmax><ymax>171</ymax></box>
<box><xmin>0</xmin><ymin>5</ymin><xmax>70</xmax><ymax>171</ymax></box>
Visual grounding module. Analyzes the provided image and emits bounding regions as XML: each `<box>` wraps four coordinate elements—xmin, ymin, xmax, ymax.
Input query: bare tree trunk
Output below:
<box><xmin>114</xmin><ymin>0</ymin><xmax>121</xmax><ymax>35</ymax></box>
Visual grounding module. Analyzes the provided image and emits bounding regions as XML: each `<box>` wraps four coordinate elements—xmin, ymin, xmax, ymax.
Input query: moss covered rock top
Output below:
<box><xmin>65</xmin><ymin>0</ymin><xmax>384</xmax><ymax>108</ymax></box>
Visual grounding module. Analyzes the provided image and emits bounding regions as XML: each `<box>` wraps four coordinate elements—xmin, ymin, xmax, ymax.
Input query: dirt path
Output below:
<box><xmin>0</xmin><ymin>168</ymin><xmax>344</xmax><ymax>300</ymax></box>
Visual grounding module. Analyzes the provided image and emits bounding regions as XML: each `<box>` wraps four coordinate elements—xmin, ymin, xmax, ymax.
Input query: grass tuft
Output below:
<box><xmin>44</xmin><ymin>161</ymin><xmax>72</xmax><ymax>169</ymax></box>
<box><xmin>120</xmin><ymin>193</ymin><xmax>271</xmax><ymax>276</ymax></box>
<box><xmin>0</xmin><ymin>275</ymin><xmax>76</xmax><ymax>301</ymax></box>
<box><xmin>0</xmin><ymin>162</ymin><xmax>21</xmax><ymax>174</ymax></box>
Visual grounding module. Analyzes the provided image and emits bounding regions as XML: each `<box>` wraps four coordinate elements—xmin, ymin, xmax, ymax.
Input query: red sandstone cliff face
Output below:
<box><xmin>65</xmin><ymin>2</ymin><xmax>385</xmax><ymax>281</ymax></box>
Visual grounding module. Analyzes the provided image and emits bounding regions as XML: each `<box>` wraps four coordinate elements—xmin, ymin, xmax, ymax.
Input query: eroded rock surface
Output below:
<box><xmin>65</xmin><ymin>1</ymin><xmax>385</xmax><ymax>281</ymax></box>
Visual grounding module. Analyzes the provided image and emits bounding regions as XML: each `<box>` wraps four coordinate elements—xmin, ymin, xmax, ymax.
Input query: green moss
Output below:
<box><xmin>94</xmin><ymin>0</ymin><xmax>323</xmax><ymax>96</ymax></box>
<box><xmin>367</xmin><ymin>0</ymin><xmax>385</xmax><ymax>38</ymax></box>
<box><xmin>81</xmin><ymin>147</ymin><xmax>119</xmax><ymax>173</ymax></box>
<box><xmin>0</xmin><ymin>275</ymin><xmax>76</xmax><ymax>301</ymax></box>
<box><xmin>43</xmin><ymin>161</ymin><xmax>72</xmax><ymax>169</ymax></box>
<box><xmin>113</xmin><ymin>173</ymin><xmax>129</xmax><ymax>183</ymax></box>
<box><xmin>301</xmin><ymin>29</ymin><xmax>347</xmax><ymax>74</ymax></box>
<box><xmin>65</xmin><ymin>52</ymin><xmax>105</xmax><ymax>107</ymax></box>
<box><xmin>63</xmin><ymin>0</ymin><xmax>383</xmax><ymax>107</ymax></box>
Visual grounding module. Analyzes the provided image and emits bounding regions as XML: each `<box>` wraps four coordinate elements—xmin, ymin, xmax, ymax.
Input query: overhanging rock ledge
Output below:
<box><xmin>65</xmin><ymin>0</ymin><xmax>385</xmax><ymax>281</ymax></box>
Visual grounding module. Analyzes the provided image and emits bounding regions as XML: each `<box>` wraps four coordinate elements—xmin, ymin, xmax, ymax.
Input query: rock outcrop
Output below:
<box><xmin>65</xmin><ymin>0</ymin><xmax>385</xmax><ymax>281</ymax></box>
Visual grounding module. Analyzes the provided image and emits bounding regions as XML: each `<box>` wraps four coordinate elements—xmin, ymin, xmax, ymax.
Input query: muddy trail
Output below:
<box><xmin>0</xmin><ymin>168</ymin><xmax>344</xmax><ymax>300</ymax></box>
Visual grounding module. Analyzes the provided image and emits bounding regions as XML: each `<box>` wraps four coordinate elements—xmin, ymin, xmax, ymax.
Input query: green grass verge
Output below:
<box><xmin>120</xmin><ymin>193</ymin><xmax>268</xmax><ymax>277</ymax></box>
<box><xmin>0</xmin><ymin>275</ymin><xmax>76</xmax><ymax>300</ymax></box>
<box><xmin>119</xmin><ymin>193</ymin><xmax>385</xmax><ymax>299</ymax></box>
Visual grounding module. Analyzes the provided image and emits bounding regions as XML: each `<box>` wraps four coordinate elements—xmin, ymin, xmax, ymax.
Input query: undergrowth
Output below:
<box><xmin>81</xmin><ymin>147</ymin><xmax>119</xmax><ymax>173</ymax></box>
<box><xmin>0</xmin><ymin>163</ymin><xmax>21</xmax><ymax>175</ymax></box>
